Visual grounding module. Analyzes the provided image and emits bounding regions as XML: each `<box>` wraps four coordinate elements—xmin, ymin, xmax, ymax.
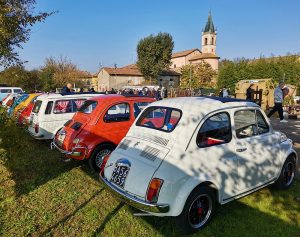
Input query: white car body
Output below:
<box><xmin>100</xmin><ymin>97</ymin><xmax>297</xmax><ymax>218</ymax></box>
<box><xmin>28</xmin><ymin>93</ymin><xmax>103</xmax><ymax>140</ymax></box>
<box><xmin>0</xmin><ymin>87</ymin><xmax>23</xmax><ymax>101</ymax></box>
<box><xmin>1</xmin><ymin>93</ymin><xmax>19</xmax><ymax>108</ymax></box>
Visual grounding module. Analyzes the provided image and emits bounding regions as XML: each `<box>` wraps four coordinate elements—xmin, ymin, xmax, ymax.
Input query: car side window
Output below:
<box><xmin>73</xmin><ymin>99</ymin><xmax>86</xmax><ymax>111</ymax></box>
<box><xmin>104</xmin><ymin>103</ymin><xmax>130</xmax><ymax>122</ymax></box>
<box><xmin>1</xmin><ymin>89</ymin><xmax>12</xmax><ymax>93</ymax></box>
<box><xmin>54</xmin><ymin>100</ymin><xmax>72</xmax><ymax>114</ymax></box>
<box><xmin>234</xmin><ymin>110</ymin><xmax>257</xmax><ymax>138</ymax></box>
<box><xmin>197</xmin><ymin>112</ymin><xmax>232</xmax><ymax>148</ymax></box>
<box><xmin>256</xmin><ymin>110</ymin><xmax>269</xmax><ymax>134</ymax></box>
<box><xmin>134</xmin><ymin>102</ymin><xmax>151</xmax><ymax>118</ymax></box>
<box><xmin>45</xmin><ymin>101</ymin><xmax>53</xmax><ymax>114</ymax></box>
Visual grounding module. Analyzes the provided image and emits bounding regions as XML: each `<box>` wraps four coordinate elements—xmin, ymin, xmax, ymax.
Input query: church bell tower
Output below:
<box><xmin>202</xmin><ymin>11</ymin><xmax>217</xmax><ymax>54</ymax></box>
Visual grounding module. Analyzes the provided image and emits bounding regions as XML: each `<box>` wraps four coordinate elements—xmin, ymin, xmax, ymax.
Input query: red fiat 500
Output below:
<box><xmin>51</xmin><ymin>94</ymin><xmax>155</xmax><ymax>171</ymax></box>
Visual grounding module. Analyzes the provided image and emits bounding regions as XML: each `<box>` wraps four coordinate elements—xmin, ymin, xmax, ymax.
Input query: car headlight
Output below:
<box><xmin>73</xmin><ymin>138</ymin><xmax>80</xmax><ymax>144</ymax></box>
<box><xmin>280</xmin><ymin>133</ymin><xmax>287</xmax><ymax>143</ymax></box>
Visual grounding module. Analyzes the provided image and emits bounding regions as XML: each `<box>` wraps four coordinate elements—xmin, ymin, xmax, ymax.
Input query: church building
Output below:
<box><xmin>171</xmin><ymin>12</ymin><xmax>220</xmax><ymax>72</ymax></box>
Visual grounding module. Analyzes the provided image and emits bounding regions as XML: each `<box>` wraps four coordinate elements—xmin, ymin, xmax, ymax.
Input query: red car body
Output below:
<box><xmin>18</xmin><ymin>101</ymin><xmax>35</xmax><ymax>125</ymax></box>
<box><xmin>52</xmin><ymin>94</ymin><xmax>155</xmax><ymax>171</ymax></box>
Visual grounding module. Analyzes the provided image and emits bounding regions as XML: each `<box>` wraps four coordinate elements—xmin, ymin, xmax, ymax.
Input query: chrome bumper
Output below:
<box><xmin>28</xmin><ymin>130</ymin><xmax>44</xmax><ymax>139</ymax></box>
<box><xmin>99</xmin><ymin>173</ymin><xmax>169</xmax><ymax>214</ymax></box>
<box><xmin>50</xmin><ymin>141</ymin><xmax>82</xmax><ymax>157</ymax></box>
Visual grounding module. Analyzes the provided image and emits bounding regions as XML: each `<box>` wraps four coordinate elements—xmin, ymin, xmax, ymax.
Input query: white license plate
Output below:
<box><xmin>110</xmin><ymin>165</ymin><xmax>129</xmax><ymax>188</ymax></box>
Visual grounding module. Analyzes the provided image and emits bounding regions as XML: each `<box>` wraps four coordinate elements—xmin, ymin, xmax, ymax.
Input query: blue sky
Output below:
<box><xmin>19</xmin><ymin>0</ymin><xmax>300</xmax><ymax>73</ymax></box>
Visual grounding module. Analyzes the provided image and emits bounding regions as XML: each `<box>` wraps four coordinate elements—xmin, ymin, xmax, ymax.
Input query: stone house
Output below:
<box><xmin>97</xmin><ymin>64</ymin><xmax>180</xmax><ymax>91</ymax></box>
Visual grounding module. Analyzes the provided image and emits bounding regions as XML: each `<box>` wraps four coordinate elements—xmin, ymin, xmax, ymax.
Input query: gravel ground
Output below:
<box><xmin>270</xmin><ymin>117</ymin><xmax>300</xmax><ymax>174</ymax></box>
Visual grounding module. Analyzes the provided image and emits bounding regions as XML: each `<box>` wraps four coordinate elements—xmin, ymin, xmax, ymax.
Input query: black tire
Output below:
<box><xmin>273</xmin><ymin>156</ymin><xmax>296</xmax><ymax>189</ymax></box>
<box><xmin>88</xmin><ymin>144</ymin><xmax>115</xmax><ymax>172</ymax></box>
<box><xmin>175</xmin><ymin>186</ymin><xmax>216</xmax><ymax>234</ymax></box>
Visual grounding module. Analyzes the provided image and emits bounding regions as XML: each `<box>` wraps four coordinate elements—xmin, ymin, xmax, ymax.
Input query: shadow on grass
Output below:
<box><xmin>0</xmin><ymin>119</ymin><xmax>84</xmax><ymax>197</ymax></box>
<box><xmin>40</xmin><ymin>188</ymin><xmax>105</xmax><ymax>236</ymax></box>
<box><xmin>126</xmin><ymin>186</ymin><xmax>300</xmax><ymax>237</ymax></box>
<box><xmin>92</xmin><ymin>202</ymin><xmax>125</xmax><ymax>237</ymax></box>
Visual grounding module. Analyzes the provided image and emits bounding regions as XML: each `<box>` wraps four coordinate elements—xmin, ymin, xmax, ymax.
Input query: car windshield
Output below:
<box><xmin>136</xmin><ymin>106</ymin><xmax>182</xmax><ymax>132</ymax></box>
<box><xmin>32</xmin><ymin>100</ymin><xmax>42</xmax><ymax>113</ymax></box>
<box><xmin>78</xmin><ymin>100</ymin><xmax>98</xmax><ymax>114</ymax></box>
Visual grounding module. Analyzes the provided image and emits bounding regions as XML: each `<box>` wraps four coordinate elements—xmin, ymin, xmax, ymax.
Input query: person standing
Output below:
<box><xmin>61</xmin><ymin>83</ymin><xmax>72</xmax><ymax>93</ymax></box>
<box><xmin>246</xmin><ymin>83</ymin><xmax>254</xmax><ymax>101</ymax></box>
<box><xmin>222</xmin><ymin>87</ymin><xmax>229</xmax><ymax>98</ymax></box>
<box><xmin>267</xmin><ymin>81</ymin><xmax>287</xmax><ymax>123</ymax></box>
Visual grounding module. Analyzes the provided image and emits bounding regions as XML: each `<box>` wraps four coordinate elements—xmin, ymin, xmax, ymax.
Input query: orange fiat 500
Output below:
<box><xmin>51</xmin><ymin>94</ymin><xmax>155</xmax><ymax>171</ymax></box>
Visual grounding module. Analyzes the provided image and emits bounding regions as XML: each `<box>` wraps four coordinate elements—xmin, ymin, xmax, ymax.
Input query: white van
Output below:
<box><xmin>0</xmin><ymin>87</ymin><xmax>23</xmax><ymax>101</ymax></box>
<box><xmin>28</xmin><ymin>93</ymin><xmax>103</xmax><ymax>140</ymax></box>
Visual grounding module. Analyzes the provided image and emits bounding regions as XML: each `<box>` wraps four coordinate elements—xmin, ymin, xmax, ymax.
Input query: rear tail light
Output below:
<box><xmin>100</xmin><ymin>154</ymin><xmax>110</xmax><ymax>176</ymax></box>
<box><xmin>146</xmin><ymin>178</ymin><xmax>164</xmax><ymax>203</ymax></box>
<box><xmin>34</xmin><ymin>123</ymin><xmax>39</xmax><ymax>133</ymax></box>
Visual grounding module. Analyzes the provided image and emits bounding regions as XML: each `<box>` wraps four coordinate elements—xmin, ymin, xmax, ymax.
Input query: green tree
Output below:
<box><xmin>40</xmin><ymin>56</ymin><xmax>86</xmax><ymax>91</ymax></box>
<box><xmin>137</xmin><ymin>32</ymin><xmax>174</xmax><ymax>83</ymax></box>
<box><xmin>217</xmin><ymin>54</ymin><xmax>300</xmax><ymax>94</ymax></box>
<box><xmin>0</xmin><ymin>66</ymin><xmax>44</xmax><ymax>91</ymax></box>
<box><xmin>180</xmin><ymin>62</ymin><xmax>216</xmax><ymax>89</ymax></box>
<box><xmin>0</xmin><ymin>0</ymin><xmax>54</xmax><ymax>67</ymax></box>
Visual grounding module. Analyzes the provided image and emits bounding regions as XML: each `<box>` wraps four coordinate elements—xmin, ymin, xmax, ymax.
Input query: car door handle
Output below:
<box><xmin>236</xmin><ymin>148</ymin><xmax>247</xmax><ymax>152</ymax></box>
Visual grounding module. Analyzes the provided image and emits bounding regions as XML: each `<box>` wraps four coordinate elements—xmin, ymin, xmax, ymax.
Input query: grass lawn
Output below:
<box><xmin>0</xmin><ymin>114</ymin><xmax>299</xmax><ymax>237</ymax></box>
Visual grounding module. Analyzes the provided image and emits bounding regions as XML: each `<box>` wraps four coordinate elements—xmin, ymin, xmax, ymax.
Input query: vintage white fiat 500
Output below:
<box><xmin>100</xmin><ymin>97</ymin><xmax>297</xmax><ymax>234</ymax></box>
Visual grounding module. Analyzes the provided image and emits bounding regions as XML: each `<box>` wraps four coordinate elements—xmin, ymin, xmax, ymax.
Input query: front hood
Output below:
<box><xmin>103</xmin><ymin>136</ymin><xmax>170</xmax><ymax>199</ymax></box>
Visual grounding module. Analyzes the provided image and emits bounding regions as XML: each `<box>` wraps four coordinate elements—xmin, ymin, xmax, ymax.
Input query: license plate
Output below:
<box><xmin>110</xmin><ymin>165</ymin><xmax>130</xmax><ymax>188</ymax></box>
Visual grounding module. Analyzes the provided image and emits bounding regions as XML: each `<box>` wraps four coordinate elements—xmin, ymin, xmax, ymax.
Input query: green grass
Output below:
<box><xmin>0</xmin><ymin>112</ymin><xmax>299</xmax><ymax>237</ymax></box>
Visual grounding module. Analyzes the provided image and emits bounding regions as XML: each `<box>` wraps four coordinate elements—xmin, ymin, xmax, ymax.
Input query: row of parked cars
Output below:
<box><xmin>1</xmin><ymin>88</ymin><xmax>298</xmax><ymax>234</ymax></box>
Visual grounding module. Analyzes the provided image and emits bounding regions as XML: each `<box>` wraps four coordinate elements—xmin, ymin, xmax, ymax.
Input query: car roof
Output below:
<box><xmin>87</xmin><ymin>94</ymin><xmax>155</xmax><ymax>102</ymax></box>
<box><xmin>0</xmin><ymin>87</ymin><xmax>23</xmax><ymax>90</ymax></box>
<box><xmin>148</xmin><ymin>96</ymin><xmax>259</xmax><ymax>115</ymax></box>
<box><xmin>36</xmin><ymin>93</ymin><xmax>104</xmax><ymax>100</ymax></box>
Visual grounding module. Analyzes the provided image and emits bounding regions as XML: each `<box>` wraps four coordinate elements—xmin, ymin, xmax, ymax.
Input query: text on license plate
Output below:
<box><xmin>110</xmin><ymin>165</ymin><xmax>129</xmax><ymax>188</ymax></box>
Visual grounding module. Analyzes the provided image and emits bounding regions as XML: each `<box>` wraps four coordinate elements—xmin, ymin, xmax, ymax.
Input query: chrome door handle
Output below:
<box><xmin>236</xmin><ymin>148</ymin><xmax>247</xmax><ymax>152</ymax></box>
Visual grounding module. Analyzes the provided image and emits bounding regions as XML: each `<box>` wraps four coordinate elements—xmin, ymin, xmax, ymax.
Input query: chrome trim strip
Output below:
<box><xmin>99</xmin><ymin>173</ymin><xmax>169</xmax><ymax>213</ymax></box>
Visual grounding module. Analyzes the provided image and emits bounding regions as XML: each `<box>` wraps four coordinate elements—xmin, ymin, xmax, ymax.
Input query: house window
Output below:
<box><xmin>174</xmin><ymin>64</ymin><xmax>176</xmax><ymax>68</ymax></box>
<box><xmin>211</xmin><ymin>37</ymin><xmax>214</xmax><ymax>45</ymax></box>
<box><xmin>205</xmin><ymin>38</ymin><xmax>208</xmax><ymax>45</ymax></box>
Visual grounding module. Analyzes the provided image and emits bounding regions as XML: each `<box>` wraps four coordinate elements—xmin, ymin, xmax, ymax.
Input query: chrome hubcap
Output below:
<box><xmin>188</xmin><ymin>194</ymin><xmax>212</xmax><ymax>229</ymax></box>
<box><xmin>95</xmin><ymin>149</ymin><xmax>111</xmax><ymax>168</ymax></box>
<box><xmin>283</xmin><ymin>161</ymin><xmax>295</xmax><ymax>186</ymax></box>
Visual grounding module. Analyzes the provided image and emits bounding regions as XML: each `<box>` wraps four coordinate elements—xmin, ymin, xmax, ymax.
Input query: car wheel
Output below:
<box><xmin>274</xmin><ymin>156</ymin><xmax>296</xmax><ymax>189</ymax></box>
<box><xmin>89</xmin><ymin>144</ymin><xmax>115</xmax><ymax>172</ymax></box>
<box><xmin>175</xmin><ymin>186</ymin><xmax>216</xmax><ymax>234</ymax></box>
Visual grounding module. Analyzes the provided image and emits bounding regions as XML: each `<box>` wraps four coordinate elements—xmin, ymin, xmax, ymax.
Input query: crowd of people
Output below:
<box><xmin>61</xmin><ymin>81</ymin><xmax>291</xmax><ymax>123</ymax></box>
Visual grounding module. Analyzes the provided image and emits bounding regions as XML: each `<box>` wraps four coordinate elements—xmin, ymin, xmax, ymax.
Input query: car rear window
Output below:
<box><xmin>136</xmin><ymin>106</ymin><xmax>182</xmax><ymax>132</ymax></box>
<box><xmin>78</xmin><ymin>100</ymin><xmax>98</xmax><ymax>114</ymax></box>
<box><xmin>0</xmin><ymin>89</ymin><xmax>12</xmax><ymax>93</ymax></box>
<box><xmin>32</xmin><ymin>100</ymin><xmax>42</xmax><ymax>113</ymax></box>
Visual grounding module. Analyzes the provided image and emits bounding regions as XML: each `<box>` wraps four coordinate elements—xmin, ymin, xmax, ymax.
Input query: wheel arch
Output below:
<box><xmin>171</xmin><ymin>178</ymin><xmax>220</xmax><ymax>217</ymax></box>
<box><xmin>88</xmin><ymin>141</ymin><xmax>117</xmax><ymax>159</ymax></box>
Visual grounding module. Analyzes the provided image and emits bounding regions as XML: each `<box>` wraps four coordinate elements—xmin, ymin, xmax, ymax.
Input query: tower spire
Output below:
<box><xmin>204</xmin><ymin>11</ymin><xmax>215</xmax><ymax>33</ymax></box>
